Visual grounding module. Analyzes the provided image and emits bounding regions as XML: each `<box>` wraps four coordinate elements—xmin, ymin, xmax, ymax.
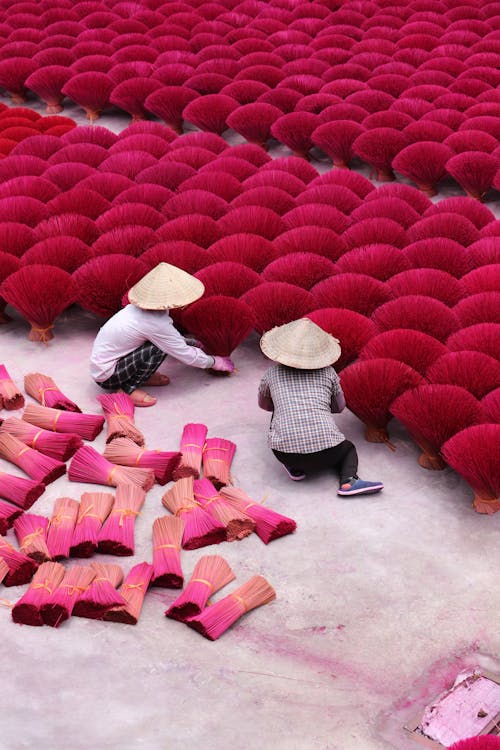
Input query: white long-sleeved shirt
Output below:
<box><xmin>90</xmin><ymin>304</ymin><xmax>214</xmax><ymax>382</ymax></box>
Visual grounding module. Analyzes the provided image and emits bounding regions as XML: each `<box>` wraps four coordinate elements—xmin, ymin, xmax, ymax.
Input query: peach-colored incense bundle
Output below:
<box><xmin>103</xmin><ymin>437</ymin><xmax>181</xmax><ymax>485</ymax></box>
<box><xmin>0</xmin><ymin>432</ymin><xmax>66</xmax><ymax>485</ymax></box>
<box><xmin>23</xmin><ymin>403</ymin><xmax>105</xmax><ymax>441</ymax></box>
<box><xmin>151</xmin><ymin>515</ymin><xmax>184</xmax><ymax>588</ymax></box>
<box><xmin>166</xmin><ymin>555</ymin><xmax>235</xmax><ymax>621</ymax></box>
<box><xmin>0</xmin><ymin>416</ymin><xmax>83</xmax><ymax>461</ymax></box>
<box><xmin>97</xmin><ymin>484</ymin><xmax>146</xmax><ymax>556</ymax></box>
<box><xmin>193</xmin><ymin>478</ymin><xmax>255</xmax><ymax>541</ymax></box>
<box><xmin>0</xmin><ymin>364</ymin><xmax>24</xmax><ymax>410</ymax></box>
<box><xmin>162</xmin><ymin>476</ymin><xmax>226</xmax><ymax>550</ymax></box>
<box><xmin>12</xmin><ymin>561</ymin><xmax>65</xmax><ymax>626</ymax></box>
<box><xmin>0</xmin><ymin>558</ymin><xmax>8</xmax><ymax>584</ymax></box>
<box><xmin>219</xmin><ymin>486</ymin><xmax>297</xmax><ymax>544</ymax></box>
<box><xmin>70</xmin><ymin>492</ymin><xmax>114</xmax><ymax>558</ymax></box>
<box><xmin>0</xmin><ymin>536</ymin><xmax>38</xmax><ymax>586</ymax></box>
<box><xmin>0</xmin><ymin>470</ymin><xmax>45</xmax><ymax>510</ymax></box>
<box><xmin>103</xmin><ymin>561</ymin><xmax>153</xmax><ymax>625</ymax></box>
<box><xmin>73</xmin><ymin>562</ymin><xmax>126</xmax><ymax>619</ymax></box>
<box><xmin>41</xmin><ymin>565</ymin><xmax>96</xmax><ymax>628</ymax></box>
<box><xmin>13</xmin><ymin>513</ymin><xmax>51</xmax><ymax>563</ymax></box>
<box><xmin>97</xmin><ymin>392</ymin><xmax>145</xmax><ymax>446</ymax></box>
<box><xmin>46</xmin><ymin>496</ymin><xmax>79</xmax><ymax>560</ymax></box>
<box><xmin>68</xmin><ymin>445</ymin><xmax>155</xmax><ymax>491</ymax></box>
<box><xmin>172</xmin><ymin>423</ymin><xmax>208</xmax><ymax>480</ymax></box>
<box><xmin>202</xmin><ymin>437</ymin><xmax>236</xmax><ymax>489</ymax></box>
<box><xmin>24</xmin><ymin>372</ymin><xmax>81</xmax><ymax>413</ymax></box>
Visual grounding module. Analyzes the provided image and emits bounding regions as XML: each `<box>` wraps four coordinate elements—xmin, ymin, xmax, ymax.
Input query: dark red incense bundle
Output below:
<box><xmin>0</xmin><ymin>537</ymin><xmax>38</xmax><ymax>586</ymax></box>
<box><xmin>11</xmin><ymin>561</ymin><xmax>65</xmax><ymax>626</ymax></box>
<box><xmin>69</xmin><ymin>446</ymin><xmax>154</xmax><ymax>492</ymax></box>
<box><xmin>359</xmin><ymin>329</ymin><xmax>447</xmax><ymax>377</ymax></box>
<box><xmin>482</xmin><ymin>388</ymin><xmax>500</xmax><ymax>423</ymax></box>
<box><xmin>41</xmin><ymin>565</ymin><xmax>96</xmax><ymax>628</ymax></box>
<box><xmin>202</xmin><ymin>439</ymin><xmax>237</xmax><ymax>490</ymax></box>
<box><xmin>24</xmin><ymin>373</ymin><xmax>81</xmax><ymax>413</ymax></box>
<box><xmin>180</xmin><ymin>296</ymin><xmax>256</xmax><ymax>357</ymax></box>
<box><xmin>0</xmin><ymin>417</ymin><xmax>82</xmax><ymax>462</ymax></box>
<box><xmin>241</xmin><ymin>282</ymin><xmax>315</xmax><ymax>335</ymax></box>
<box><xmin>97</xmin><ymin>484</ymin><xmax>146</xmax><ymax>556</ymax></box>
<box><xmin>172</xmin><ymin>423</ymin><xmax>208</xmax><ymax>481</ymax></box>
<box><xmin>162</xmin><ymin>476</ymin><xmax>226</xmax><ymax>550</ymax></box>
<box><xmin>166</xmin><ymin>555</ymin><xmax>235</xmax><ymax>621</ymax></box>
<box><xmin>372</xmin><ymin>295</ymin><xmax>461</xmax><ymax>343</ymax></box>
<box><xmin>46</xmin><ymin>497</ymin><xmax>79</xmax><ymax>561</ymax></box>
<box><xmin>392</xmin><ymin>141</ymin><xmax>454</xmax><ymax>196</ymax></box>
<box><xmin>73</xmin><ymin>254</ymin><xmax>147</xmax><ymax>319</ymax></box>
<box><xmin>13</xmin><ymin>513</ymin><xmax>50</xmax><ymax>563</ymax></box>
<box><xmin>70</xmin><ymin>492</ymin><xmax>114</xmax><ymax>558</ymax></box>
<box><xmin>103</xmin><ymin>438</ymin><xmax>181</xmax><ymax>486</ymax></box>
<box><xmin>194</xmin><ymin>478</ymin><xmax>255</xmax><ymax>542</ymax></box>
<box><xmin>0</xmin><ymin>365</ymin><xmax>24</xmax><ymax>410</ymax></box>
<box><xmin>0</xmin><ymin>499</ymin><xmax>22</xmax><ymax>535</ymax></box>
<box><xmin>426</xmin><ymin>351</ymin><xmax>500</xmax><ymax>400</ymax></box>
<box><xmin>0</xmin><ymin>432</ymin><xmax>66</xmax><ymax>485</ymax></box>
<box><xmin>72</xmin><ymin>562</ymin><xmax>126</xmax><ymax>619</ymax></box>
<box><xmin>0</xmin><ymin>252</ymin><xmax>21</xmax><ymax>323</ymax></box>
<box><xmin>307</xmin><ymin>308</ymin><xmax>377</xmax><ymax>371</ymax></box>
<box><xmin>220</xmin><ymin>486</ymin><xmax>296</xmax><ymax>544</ymax></box>
<box><xmin>23</xmin><ymin>403</ymin><xmax>104</xmax><ymax>441</ymax></box>
<box><xmin>311</xmin><ymin>274</ymin><xmax>393</xmax><ymax>317</ymax></box>
<box><xmin>97</xmin><ymin>392</ymin><xmax>145</xmax><ymax>447</ymax></box>
<box><xmin>151</xmin><ymin>515</ymin><xmax>184</xmax><ymax>588</ymax></box>
<box><xmin>103</xmin><ymin>561</ymin><xmax>154</xmax><ymax>625</ymax></box>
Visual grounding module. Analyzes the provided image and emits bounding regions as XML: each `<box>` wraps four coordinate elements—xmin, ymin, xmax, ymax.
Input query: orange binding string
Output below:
<box><xmin>20</xmin><ymin>528</ymin><xmax>45</xmax><ymax>550</ymax></box>
<box><xmin>30</xmin><ymin>430</ymin><xmax>44</xmax><ymax>448</ymax></box>
<box><xmin>231</xmin><ymin>593</ymin><xmax>248</xmax><ymax>612</ymax></box>
<box><xmin>38</xmin><ymin>386</ymin><xmax>58</xmax><ymax>406</ymax></box>
<box><xmin>191</xmin><ymin>578</ymin><xmax>213</xmax><ymax>590</ymax></box>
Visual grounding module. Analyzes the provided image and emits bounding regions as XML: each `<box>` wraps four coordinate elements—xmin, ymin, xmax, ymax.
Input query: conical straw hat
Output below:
<box><xmin>260</xmin><ymin>318</ymin><xmax>341</xmax><ymax>369</ymax></box>
<box><xmin>128</xmin><ymin>262</ymin><xmax>205</xmax><ymax>310</ymax></box>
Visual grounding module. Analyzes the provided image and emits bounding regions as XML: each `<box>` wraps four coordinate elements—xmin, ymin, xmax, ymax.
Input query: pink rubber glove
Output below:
<box><xmin>211</xmin><ymin>356</ymin><xmax>235</xmax><ymax>373</ymax></box>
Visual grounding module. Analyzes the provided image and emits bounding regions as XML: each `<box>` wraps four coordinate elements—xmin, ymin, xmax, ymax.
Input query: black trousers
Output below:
<box><xmin>272</xmin><ymin>440</ymin><xmax>358</xmax><ymax>486</ymax></box>
<box><xmin>97</xmin><ymin>341</ymin><xmax>166</xmax><ymax>395</ymax></box>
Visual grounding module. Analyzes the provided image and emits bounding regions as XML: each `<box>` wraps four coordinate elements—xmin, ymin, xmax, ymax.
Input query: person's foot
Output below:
<box><xmin>127</xmin><ymin>388</ymin><xmax>157</xmax><ymax>407</ymax></box>
<box><xmin>142</xmin><ymin>373</ymin><xmax>170</xmax><ymax>386</ymax></box>
<box><xmin>337</xmin><ymin>478</ymin><xmax>384</xmax><ymax>496</ymax></box>
<box><xmin>283</xmin><ymin>465</ymin><xmax>306</xmax><ymax>481</ymax></box>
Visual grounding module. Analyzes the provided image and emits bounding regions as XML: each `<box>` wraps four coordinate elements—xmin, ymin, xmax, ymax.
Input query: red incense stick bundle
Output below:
<box><xmin>70</xmin><ymin>491</ymin><xmax>114</xmax><ymax>558</ymax></box>
<box><xmin>97</xmin><ymin>392</ymin><xmax>145</xmax><ymax>446</ymax></box>
<box><xmin>0</xmin><ymin>364</ymin><xmax>24</xmax><ymax>410</ymax></box>
<box><xmin>186</xmin><ymin>575</ymin><xmax>276</xmax><ymax>640</ymax></box>
<box><xmin>0</xmin><ymin>432</ymin><xmax>66</xmax><ymax>485</ymax></box>
<box><xmin>202</xmin><ymin>437</ymin><xmax>236</xmax><ymax>489</ymax></box>
<box><xmin>103</xmin><ymin>561</ymin><xmax>153</xmax><ymax>625</ymax></box>
<box><xmin>151</xmin><ymin>515</ymin><xmax>184</xmax><ymax>588</ymax></box>
<box><xmin>46</xmin><ymin>497</ymin><xmax>79</xmax><ymax>561</ymax></box>
<box><xmin>0</xmin><ymin>537</ymin><xmax>38</xmax><ymax>586</ymax></box>
<box><xmin>103</xmin><ymin>437</ymin><xmax>181</xmax><ymax>486</ymax></box>
<box><xmin>22</xmin><ymin>403</ymin><xmax>105</xmax><ymax>441</ymax></box>
<box><xmin>11</xmin><ymin>561</ymin><xmax>65</xmax><ymax>626</ymax></box>
<box><xmin>13</xmin><ymin>513</ymin><xmax>50</xmax><ymax>563</ymax></box>
<box><xmin>0</xmin><ymin>499</ymin><xmax>22</xmax><ymax>534</ymax></box>
<box><xmin>166</xmin><ymin>555</ymin><xmax>235</xmax><ymax>621</ymax></box>
<box><xmin>41</xmin><ymin>565</ymin><xmax>96</xmax><ymax>628</ymax></box>
<box><xmin>194</xmin><ymin>478</ymin><xmax>255</xmax><ymax>542</ymax></box>
<box><xmin>172</xmin><ymin>423</ymin><xmax>208</xmax><ymax>480</ymax></box>
<box><xmin>220</xmin><ymin>487</ymin><xmax>297</xmax><ymax>544</ymax></box>
<box><xmin>0</xmin><ymin>470</ymin><xmax>45</xmax><ymax>510</ymax></box>
<box><xmin>68</xmin><ymin>446</ymin><xmax>155</xmax><ymax>492</ymax></box>
<box><xmin>72</xmin><ymin>562</ymin><xmax>126</xmax><ymax>619</ymax></box>
<box><xmin>24</xmin><ymin>372</ymin><xmax>81</xmax><ymax>413</ymax></box>
<box><xmin>97</xmin><ymin>484</ymin><xmax>146</xmax><ymax>556</ymax></box>
<box><xmin>162</xmin><ymin>476</ymin><xmax>226</xmax><ymax>550</ymax></box>
<box><xmin>0</xmin><ymin>416</ymin><xmax>83</xmax><ymax>461</ymax></box>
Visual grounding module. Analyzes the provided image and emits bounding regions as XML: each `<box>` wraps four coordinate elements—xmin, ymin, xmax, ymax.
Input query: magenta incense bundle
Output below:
<box><xmin>103</xmin><ymin>562</ymin><xmax>153</xmax><ymax>625</ymax></box>
<box><xmin>151</xmin><ymin>515</ymin><xmax>184</xmax><ymax>588</ymax></box>
<box><xmin>97</xmin><ymin>484</ymin><xmax>146</xmax><ymax>556</ymax></box>
<box><xmin>186</xmin><ymin>575</ymin><xmax>276</xmax><ymax>641</ymax></box>
<box><xmin>13</xmin><ymin>513</ymin><xmax>50</xmax><ymax>563</ymax></box>
<box><xmin>41</xmin><ymin>565</ymin><xmax>96</xmax><ymax>628</ymax></box>
<box><xmin>73</xmin><ymin>562</ymin><xmax>126</xmax><ymax>619</ymax></box>
<box><xmin>194</xmin><ymin>478</ymin><xmax>255</xmax><ymax>542</ymax></box>
<box><xmin>0</xmin><ymin>416</ymin><xmax>83</xmax><ymax>461</ymax></box>
<box><xmin>0</xmin><ymin>364</ymin><xmax>24</xmax><ymax>411</ymax></box>
<box><xmin>0</xmin><ymin>537</ymin><xmax>38</xmax><ymax>586</ymax></box>
<box><xmin>172</xmin><ymin>423</ymin><xmax>208</xmax><ymax>480</ymax></box>
<box><xmin>24</xmin><ymin>373</ymin><xmax>81</xmax><ymax>413</ymax></box>
<box><xmin>0</xmin><ymin>558</ymin><xmax>8</xmax><ymax>584</ymax></box>
<box><xmin>97</xmin><ymin>392</ymin><xmax>145</xmax><ymax>446</ymax></box>
<box><xmin>70</xmin><ymin>492</ymin><xmax>114</xmax><ymax>558</ymax></box>
<box><xmin>0</xmin><ymin>432</ymin><xmax>66</xmax><ymax>485</ymax></box>
<box><xmin>0</xmin><ymin>499</ymin><xmax>22</xmax><ymax>535</ymax></box>
<box><xmin>166</xmin><ymin>555</ymin><xmax>235</xmax><ymax>622</ymax></box>
<box><xmin>220</xmin><ymin>487</ymin><xmax>297</xmax><ymax>544</ymax></box>
<box><xmin>103</xmin><ymin>438</ymin><xmax>181</xmax><ymax>486</ymax></box>
<box><xmin>46</xmin><ymin>497</ymin><xmax>79</xmax><ymax>561</ymax></box>
<box><xmin>12</xmin><ymin>561</ymin><xmax>65</xmax><ymax>626</ymax></box>
<box><xmin>23</xmin><ymin>403</ymin><xmax>104</xmax><ymax>441</ymax></box>
<box><xmin>0</xmin><ymin>470</ymin><xmax>45</xmax><ymax>510</ymax></box>
<box><xmin>202</xmin><ymin>437</ymin><xmax>236</xmax><ymax>489</ymax></box>
<box><xmin>68</xmin><ymin>445</ymin><xmax>155</xmax><ymax>492</ymax></box>
<box><xmin>162</xmin><ymin>476</ymin><xmax>226</xmax><ymax>550</ymax></box>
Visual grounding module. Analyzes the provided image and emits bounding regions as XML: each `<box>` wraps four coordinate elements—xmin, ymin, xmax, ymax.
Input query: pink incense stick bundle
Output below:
<box><xmin>23</xmin><ymin>403</ymin><xmax>104</xmax><ymax>441</ymax></box>
<box><xmin>0</xmin><ymin>470</ymin><xmax>45</xmax><ymax>510</ymax></box>
<box><xmin>0</xmin><ymin>432</ymin><xmax>66</xmax><ymax>485</ymax></box>
<box><xmin>151</xmin><ymin>515</ymin><xmax>184</xmax><ymax>588</ymax></box>
<box><xmin>0</xmin><ymin>416</ymin><xmax>83</xmax><ymax>461</ymax></box>
<box><xmin>202</xmin><ymin>437</ymin><xmax>236</xmax><ymax>489</ymax></box>
<box><xmin>103</xmin><ymin>437</ymin><xmax>181</xmax><ymax>486</ymax></box>
<box><xmin>97</xmin><ymin>392</ymin><xmax>145</xmax><ymax>446</ymax></box>
<box><xmin>24</xmin><ymin>372</ymin><xmax>81</xmax><ymax>413</ymax></box>
<box><xmin>0</xmin><ymin>536</ymin><xmax>38</xmax><ymax>586</ymax></box>
<box><xmin>172</xmin><ymin>423</ymin><xmax>208</xmax><ymax>480</ymax></box>
<box><xmin>70</xmin><ymin>491</ymin><xmax>114</xmax><ymax>558</ymax></box>
<box><xmin>0</xmin><ymin>364</ymin><xmax>24</xmax><ymax>410</ymax></box>
<box><xmin>11</xmin><ymin>561</ymin><xmax>65</xmax><ymax>626</ymax></box>
<box><xmin>194</xmin><ymin>478</ymin><xmax>255</xmax><ymax>542</ymax></box>
<box><xmin>46</xmin><ymin>497</ymin><xmax>79</xmax><ymax>561</ymax></box>
<box><xmin>220</xmin><ymin>487</ymin><xmax>297</xmax><ymax>544</ymax></box>
<box><xmin>0</xmin><ymin>558</ymin><xmax>8</xmax><ymax>584</ymax></box>
<box><xmin>186</xmin><ymin>575</ymin><xmax>276</xmax><ymax>640</ymax></box>
<box><xmin>103</xmin><ymin>561</ymin><xmax>153</xmax><ymax>625</ymax></box>
<box><xmin>13</xmin><ymin>513</ymin><xmax>50</xmax><ymax>563</ymax></box>
<box><xmin>72</xmin><ymin>562</ymin><xmax>126</xmax><ymax>619</ymax></box>
<box><xmin>41</xmin><ymin>565</ymin><xmax>96</xmax><ymax>628</ymax></box>
<box><xmin>68</xmin><ymin>445</ymin><xmax>155</xmax><ymax>492</ymax></box>
<box><xmin>97</xmin><ymin>484</ymin><xmax>146</xmax><ymax>556</ymax></box>
<box><xmin>0</xmin><ymin>499</ymin><xmax>22</xmax><ymax>534</ymax></box>
<box><xmin>162</xmin><ymin>476</ymin><xmax>226</xmax><ymax>550</ymax></box>
<box><xmin>166</xmin><ymin>555</ymin><xmax>235</xmax><ymax>621</ymax></box>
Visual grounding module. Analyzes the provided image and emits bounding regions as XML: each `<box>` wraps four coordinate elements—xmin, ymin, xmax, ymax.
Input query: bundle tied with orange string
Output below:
<box><xmin>24</xmin><ymin>373</ymin><xmax>81</xmax><ymax>413</ymax></box>
<box><xmin>41</xmin><ymin>565</ymin><xmax>96</xmax><ymax>628</ymax></box>
<box><xmin>0</xmin><ymin>364</ymin><xmax>24</xmax><ymax>411</ymax></box>
<box><xmin>185</xmin><ymin>575</ymin><xmax>276</xmax><ymax>641</ymax></box>
<box><xmin>70</xmin><ymin>492</ymin><xmax>114</xmax><ymax>558</ymax></box>
<box><xmin>219</xmin><ymin>486</ymin><xmax>297</xmax><ymax>544</ymax></box>
<box><xmin>151</xmin><ymin>515</ymin><xmax>184</xmax><ymax>588</ymax></box>
<box><xmin>161</xmin><ymin>476</ymin><xmax>226</xmax><ymax>550</ymax></box>
<box><xmin>46</xmin><ymin>497</ymin><xmax>79</xmax><ymax>561</ymax></box>
<box><xmin>68</xmin><ymin>445</ymin><xmax>155</xmax><ymax>492</ymax></box>
<box><xmin>172</xmin><ymin>423</ymin><xmax>207</xmax><ymax>480</ymax></box>
<box><xmin>97</xmin><ymin>392</ymin><xmax>145</xmax><ymax>447</ymax></box>
<box><xmin>97</xmin><ymin>484</ymin><xmax>146</xmax><ymax>556</ymax></box>
<box><xmin>202</xmin><ymin>437</ymin><xmax>236</xmax><ymax>490</ymax></box>
<box><xmin>0</xmin><ymin>536</ymin><xmax>38</xmax><ymax>586</ymax></box>
<box><xmin>0</xmin><ymin>470</ymin><xmax>45</xmax><ymax>510</ymax></box>
<box><xmin>193</xmin><ymin>478</ymin><xmax>255</xmax><ymax>542</ymax></box>
<box><xmin>0</xmin><ymin>432</ymin><xmax>66</xmax><ymax>485</ymax></box>
<box><xmin>166</xmin><ymin>555</ymin><xmax>235</xmax><ymax>621</ymax></box>
<box><xmin>0</xmin><ymin>499</ymin><xmax>22</xmax><ymax>535</ymax></box>
<box><xmin>23</xmin><ymin>403</ymin><xmax>104</xmax><ymax>441</ymax></box>
<box><xmin>103</xmin><ymin>437</ymin><xmax>181</xmax><ymax>486</ymax></box>
<box><xmin>0</xmin><ymin>416</ymin><xmax>83</xmax><ymax>462</ymax></box>
<box><xmin>72</xmin><ymin>562</ymin><xmax>126</xmax><ymax>619</ymax></box>
<box><xmin>103</xmin><ymin>561</ymin><xmax>153</xmax><ymax>625</ymax></box>
<box><xmin>11</xmin><ymin>561</ymin><xmax>65</xmax><ymax>626</ymax></box>
<box><xmin>13</xmin><ymin>513</ymin><xmax>51</xmax><ymax>563</ymax></box>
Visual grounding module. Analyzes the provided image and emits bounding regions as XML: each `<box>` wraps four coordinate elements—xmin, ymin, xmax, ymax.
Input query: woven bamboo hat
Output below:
<box><xmin>260</xmin><ymin>318</ymin><xmax>341</xmax><ymax>369</ymax></box>
<box><xmin>128</xmin><ymin>262</ymin><xmax>205</xmax><ymax>310</ymax></box>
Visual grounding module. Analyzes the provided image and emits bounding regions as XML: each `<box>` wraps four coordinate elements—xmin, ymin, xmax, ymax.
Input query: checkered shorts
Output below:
<box><xmin>97</xmin><ymin>341</ymin><xmax>166</xmax><ymax>394</ymax></box>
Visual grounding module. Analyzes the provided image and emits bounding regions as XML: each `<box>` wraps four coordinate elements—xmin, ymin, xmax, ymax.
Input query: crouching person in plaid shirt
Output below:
<box><xmin>258</xmin><ymin>318</ymin><xmax>384</xmax><ymax>497</ymax></box>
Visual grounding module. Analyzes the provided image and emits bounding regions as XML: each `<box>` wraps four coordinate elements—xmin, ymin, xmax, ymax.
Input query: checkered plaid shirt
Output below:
<box><xmin>258</xmin><ymin>364</ymin><xmax>345</xmax><ymax>453</ymax></box>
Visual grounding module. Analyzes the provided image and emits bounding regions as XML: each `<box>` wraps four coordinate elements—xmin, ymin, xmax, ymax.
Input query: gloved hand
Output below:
<box><xmin>211</xmin><ymin>356</ymin><xmax>235</xmax><ymax>373</ymax></box>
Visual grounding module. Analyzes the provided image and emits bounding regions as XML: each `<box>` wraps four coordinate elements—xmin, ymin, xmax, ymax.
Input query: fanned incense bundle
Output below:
<box><xmin>194</xmin><ymin>478</ymin><xmax>255</xmax><ymax>542</ymax></box>
<box><xmin>172</xmin><ymin>423</ymin><xmax>208</xmax><ymax>480</ymax></box>
<box><xmin>46</xmin><ymin>497</ymin><xmax>79</xmax><ymax>561</ymax></box>
<box><xmin>166</xmin><ymin>555</ymin><xmax>236</xmax><ymax>621</ymax></box>
<box><xmin>73</xmin><ymin>562</ymin><xmax>126</xmax><ymax>619</ymax></box>
<box><xmin>103</xmin><ymin>561</ymin><xmax>153</xmax><ymax>625</ymax></box>
<box><xmin>97</xmin><ymin>484</ymin><xmax>146</xmax><ymax>556</ymax></box>
<box><xmin>202</xmin><ymin>437</ymin><xmax>237</xmax><ymax>489</ymax></box>
<box><xmin>41</xmin><ymin>565</ymin><xmax>96</xmax><ymax>628</ymax></box>
<box><xmin>0</xmin><ymin>471</ymin><xmax>45</xmax><ymax>510</ymax></box>
<box><xmin>70</xmin><ymin>492</ymin><xmax>114</xmax><ymax>558</ymax></box>
<box><xmin>23</xmin><ymin>403</ymin><xmax>104</xmax><ymax>441</ymax></box>
<box><xmin>13</xmin><ymin>513</ymin><xmax>50</xmax><ymax>563</ymax></box>
<box><xmin>97</xmin><ymin>392</ymin><xmax>145</xmax><ymax>447</ymax></box>
<box><xmin>11</xmin><ymin>561</ymin><xmax>65</xmax><ymax>626</ymax></box>
<box><xmin>151</xmin><ymin>515</ymin><xmax>184</xmax><ymax>588</ymax></box>
<box><xmin>162</xmin><ymin>476</ymin><xmax>226</xmax><ymax>550</ymax></box>
<box><xmin>0</xmin><ymin>417</ymin><xmax>83</xmax><ymax>461</ymax></box>
<box><xmin>0</xmin><ymin>365</ymin><xmax>24</xmax><ymax>410</ymax></box>
<box><xmin>24</xmin><ymin>373</ymin><xmax>81</xmax><ymax>413</ymax></box>
<box><xmin>186</xmin><ymin>575</ymin><xmax>276</xmax><ymax>640</ymax></box>
<box><xmin>0</xmin><ymin>499</ymin><xmax>22</xmax><ymax>534</ymax></box>
<box><xmin>0</xmin><ymin>432</ymin><xmax>66</xmax><ymax>485</ymax></box>
<box><xmin>220</xmin><ymin>487</ymin><xmax>297</xmax><ymax>545</ymax></box>
<box><xmin>0</xmin><ymin>537</ymin><xmax>38</xmax><ymax>586</ymax></box>
<box><xmin>68</xmin><ymin>446</ymin><xmax>155</xmax><ymax>492</ymax></box>
<box><xmin>103</xmin><ymin>438</ymin><xmax>181</xmax><ymax>486</ymax></box>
